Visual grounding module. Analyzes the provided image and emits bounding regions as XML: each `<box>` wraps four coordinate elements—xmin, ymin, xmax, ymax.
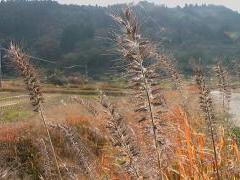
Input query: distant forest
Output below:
<box><xmin>1</xmin><ymin>0</ymin><xmax>240</xmax><ymax>79</ymax></box>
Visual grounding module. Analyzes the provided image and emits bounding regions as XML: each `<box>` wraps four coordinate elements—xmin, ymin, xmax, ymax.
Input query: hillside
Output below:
<box><xmin>1</xmin><ymin>0</ymin><xmax>240</xmax><ymax>78</ymax></box>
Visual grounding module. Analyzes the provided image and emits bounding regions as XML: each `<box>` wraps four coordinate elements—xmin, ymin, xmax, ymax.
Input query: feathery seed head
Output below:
<box><xmin>100</xmin><ymin>93</ymin><xmax>142</xmax><ymax>177</ymax></box>
<box><xmin>213</xmin><ymin>62</ymin><xmax>231</xmax><ymax>110</ymax></box>
<box><xmin>8</xmin><ymin>43</ymin><xmax>43</xmax><ymax>112</ymax></box>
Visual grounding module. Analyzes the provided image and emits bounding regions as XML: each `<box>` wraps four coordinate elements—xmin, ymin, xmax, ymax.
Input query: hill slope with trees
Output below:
<box><xmin>1</xmin><ymin>0</ymin><xmax>240</xmax><ymax>78</ymax></box>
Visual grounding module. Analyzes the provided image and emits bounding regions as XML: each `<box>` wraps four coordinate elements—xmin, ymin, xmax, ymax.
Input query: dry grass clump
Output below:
<box><xmin>0</xmin><ymin>119</ymin><xmax>109</xmax><ymax>179</ymax></box>
<box><xmin>0</xmin><ymin>138</ymin><xmax>35</xmax><ymax>179</ymax></box>
<box><xmin>49</xmin><ymin>123</ymin><xmax>99</xmax><ymax>179</ymax></box>
<box><xmin>0</xmin><ymin>123</ymin><xmax>50</xmax><ymax>179</ymax></box>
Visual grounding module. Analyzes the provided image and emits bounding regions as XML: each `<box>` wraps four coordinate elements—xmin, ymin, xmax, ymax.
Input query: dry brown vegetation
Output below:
<box><xmin>0</xmin><ymin>7</ymin><xmax>239</xmax><ymax>180</ymax></box>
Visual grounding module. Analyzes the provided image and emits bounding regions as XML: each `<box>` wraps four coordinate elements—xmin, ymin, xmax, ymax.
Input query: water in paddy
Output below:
<box><xmin>211</xmin><ymin>91</ymin><xmax>240</xmax><ymax>126</ymax></box>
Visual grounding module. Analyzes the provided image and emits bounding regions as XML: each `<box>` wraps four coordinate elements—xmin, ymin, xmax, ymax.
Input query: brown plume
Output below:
<box><xmin>100</xmin><ymin>92</ymin><xmax>143</xmax><ymax>178</ymax></box>
<box><xmin>213</xmin><ymin>62</ymin><xmax>231</xmax><ymax>111</ymax></box>
<box><xmin>194</xmin><ymin>67</ymin><xmax>220</xmax><ymax>180</ymax></box>
<box><xmin>7</xmin><ymin>43</ymin><xmax>43</xmax><ymax>112</ymax></box>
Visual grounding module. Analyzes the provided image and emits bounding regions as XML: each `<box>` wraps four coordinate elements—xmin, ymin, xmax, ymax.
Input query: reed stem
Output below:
<box><xmin>39</xmin><ymin>104</ymin><xmax>63</xmax><ymax>180</ymax></box>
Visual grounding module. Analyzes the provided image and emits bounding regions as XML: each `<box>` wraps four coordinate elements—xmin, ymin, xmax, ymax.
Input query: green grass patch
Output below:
<box><xmin>0</xmin><ymin>108</ymin><xmax>34</xmax><ymax>122</ymax></box>
<box><xmin>233</xmin><ymin>127</ymin><xmax>240</xmax><ymax>146</ymax></box>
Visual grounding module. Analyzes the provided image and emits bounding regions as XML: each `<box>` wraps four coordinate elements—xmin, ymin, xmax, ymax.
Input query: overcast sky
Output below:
<box><xmin>57</xmin><ymin>0</ymin><xmax>240</xmax><ymax>11</ymax></box>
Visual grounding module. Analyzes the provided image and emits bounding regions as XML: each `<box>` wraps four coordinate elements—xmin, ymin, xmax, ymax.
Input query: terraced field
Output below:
<box><xmin>0</xmin><ymin>92</ymin><xmax>71</xmax><ymax>122</ymax></box>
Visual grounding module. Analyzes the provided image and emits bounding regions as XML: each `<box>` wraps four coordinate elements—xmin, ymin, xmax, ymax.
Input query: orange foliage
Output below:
<box><xmin>164</xmin><ymin>105</ymin><xmax>240</xmax><ymax>179</ymax></box>
<box><xmin>0</xmin><ymin>123</ymin><xmax>32</xmax><ymax>142</ymax></box>
<box><xmin>164</xmin><ymin>90</ymin><xmax>180</xmax><ymax>99</ymax></box>
<box><xmin>185</xmin><ymin>84</ymin><xmax>199</xmax><ymax>92</ymax></box>
<box><xmin>66</xmin><ymin>114</ymin><xmax>92</xmax><ymax>126</ymax></box>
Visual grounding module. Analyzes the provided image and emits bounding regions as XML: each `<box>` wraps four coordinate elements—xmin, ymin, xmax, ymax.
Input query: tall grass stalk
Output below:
<box><xmin>38</xmin><ymin>138</ymin><xmax>52</xmax><ymax>178</ymax></box>
<box><xmin>112</xmin><ymin>8</ymin><xmax>168</xmax><ymax>176</ymax></box>
<box><xmin>195</xmin><ymin>68</ymin><xmax>220</xmax><ymax>180</ymax></box>
<box><xmin>8</xmin><ymin>43</ymin><xmax>62</xmax><ymax>180</ymax></box>
<box><xmin>214</xmin><ymin>62</ymin><xmax>231</xmax><ymax>112</ymax></box>
<box><xmin>100</xmin><ymin>92</ymin><xmax>142</xmax><ymax>178</ymax></box>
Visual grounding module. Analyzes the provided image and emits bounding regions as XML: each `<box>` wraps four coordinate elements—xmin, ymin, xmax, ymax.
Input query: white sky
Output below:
<box><xmin>57</xmin><ymin>0</ymin><xmax>240</xmax><ymax>11</ymax></box>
